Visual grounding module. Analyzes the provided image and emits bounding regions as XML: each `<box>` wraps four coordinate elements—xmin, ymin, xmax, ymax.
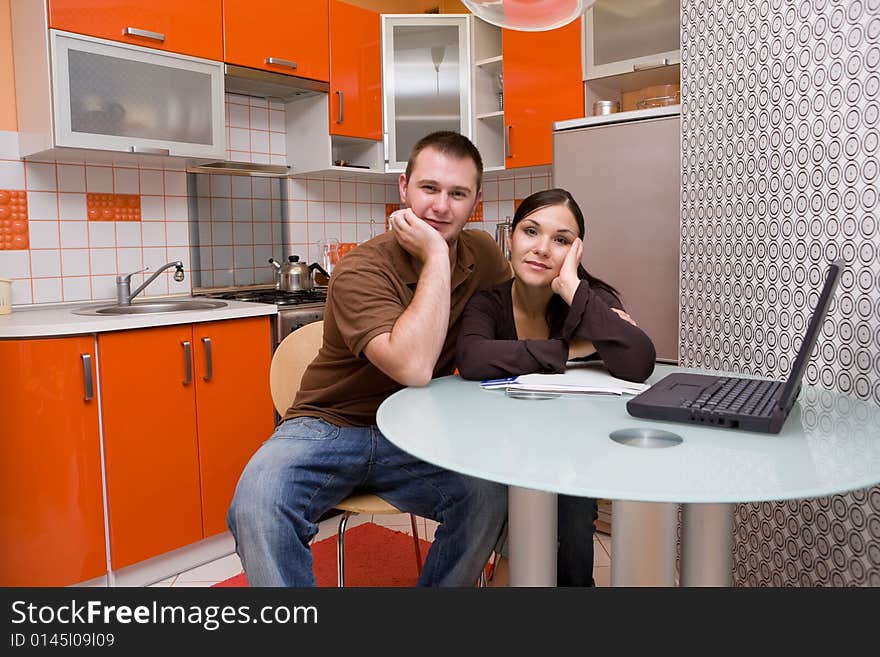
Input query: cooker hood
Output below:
<box><xmin>224</xmin><ymin>64</ymin><xmax>329</xmax><ymax>102</ymax></box>
<box><xmin>187</xmin><ymin>65</ymin><xmax>330</xmax><ymax>176</ymax></box>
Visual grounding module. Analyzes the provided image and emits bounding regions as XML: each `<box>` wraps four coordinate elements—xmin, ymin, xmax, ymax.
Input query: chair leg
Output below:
<box><xmin>409</xmin><ymin>513</ymin><xmax>423</xmax><ymax>575</ymax></box>
<box><xmin>337</xmin><ymin>511</ymin><xmax>353</xmax><ymax>587</ymax></box>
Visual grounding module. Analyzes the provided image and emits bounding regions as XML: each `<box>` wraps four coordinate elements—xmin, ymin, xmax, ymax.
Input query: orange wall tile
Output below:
<box><xmin>86</xmin><ymin>193</ymin><xmax>141</xmax><ymax>222</ymax></box>
<box><xmin>0</xmin><ymin>0</ymin><xmax>17</xmax><ymax>131</ymax></box>
<box><xmin>0</xmin><ymin>189</ymin><xmax>28</xmax><ymax>249</ymax></box>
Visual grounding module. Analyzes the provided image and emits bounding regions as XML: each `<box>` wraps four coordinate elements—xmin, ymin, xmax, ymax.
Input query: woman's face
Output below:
<box><xmin>509</xmin><ymin>204</ymin><xmax>580</xmax><ymax>287</ymax></box>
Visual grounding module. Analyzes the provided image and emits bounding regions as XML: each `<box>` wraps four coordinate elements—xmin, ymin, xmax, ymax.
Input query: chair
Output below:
<box><xmin>269</xmin><ymin>321</ymin><xmax>423</xmax><ymax>587</ymax></box>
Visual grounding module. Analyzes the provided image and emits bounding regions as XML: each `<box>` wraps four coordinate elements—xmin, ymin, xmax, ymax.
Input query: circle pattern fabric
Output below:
<box><xmin>680</xmin><ymin>0</ymin><xmax>880</xmax><ymax>586</ymax></box>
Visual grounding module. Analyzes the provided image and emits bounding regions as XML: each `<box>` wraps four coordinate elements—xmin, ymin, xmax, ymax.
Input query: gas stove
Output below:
<box><xmin>201</xmin><ymin>287</ymin><xmax>327</xmax><ymax>307</ymax></box>
<box><xmin>196</xmin><ymin>286</ymin><xmax>327</xmax><ymax>347</ymax></box>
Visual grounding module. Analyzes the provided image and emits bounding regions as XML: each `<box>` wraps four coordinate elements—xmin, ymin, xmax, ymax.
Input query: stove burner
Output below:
<box><xmin>202</xmin><ymin>287</ymin><xmax>327</xmax><ymax>306</ymax></box>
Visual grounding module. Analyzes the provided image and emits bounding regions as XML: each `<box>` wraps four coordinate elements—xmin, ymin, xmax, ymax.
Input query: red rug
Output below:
<box><xmin>213</xmin><ymin>522</ymin><xmax>432</xmax><ymax>587</ymax></box>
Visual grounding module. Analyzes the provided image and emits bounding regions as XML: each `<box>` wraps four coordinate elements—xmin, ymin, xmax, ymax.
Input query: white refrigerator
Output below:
<box><xmin>552</xmin><ymin>106</ymin><xmax>681</xmax><ymax>363</ymax></box>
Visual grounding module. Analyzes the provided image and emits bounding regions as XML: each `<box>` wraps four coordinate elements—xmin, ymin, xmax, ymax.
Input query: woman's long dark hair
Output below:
<box><xmin>510</xmin><ymin>188</ymin><xmax>619</xmax><ymax>326</ymax></box>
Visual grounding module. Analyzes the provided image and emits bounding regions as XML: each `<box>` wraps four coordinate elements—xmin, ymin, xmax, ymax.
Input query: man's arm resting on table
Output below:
<box><xmin>363</xmin><ymin>254</ymin><xmax>451</xmax><ymax>387</ymax></box>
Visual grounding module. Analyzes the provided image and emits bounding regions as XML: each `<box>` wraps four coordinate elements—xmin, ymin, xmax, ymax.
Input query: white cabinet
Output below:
<box><xmin>583</xmin><ymin>0</ymin><xmax>680</xmax><ymax>80</ymax></box>
<box><xmin>381</xmin><ymin>15</ymin><xmax>472</xmax><ymax>172</ymax></box>
<box><xmin>12</xmin><ymin>0</ymin><xmax>225</xmax><ymax>162</ymax></box>
<box><xmin>471</xmin><ymin>17</ymin><xmax>504</xmax><ymax>171</ymax></box>
<box><xmin>285</xmin><ymin>94</ymin><xmax>386</xmax><ymax>176</ymax></box>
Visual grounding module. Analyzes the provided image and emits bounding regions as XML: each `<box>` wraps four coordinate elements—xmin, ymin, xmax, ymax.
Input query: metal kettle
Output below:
<box><xmin>268</xmin><ymin>255</ymin><xmax>329</xmax><ymax>292</ymax></box>
<box><xmin>494</xmin><ymin>220</ymin><xmax>511</xmax><ymax>260</ymax></box>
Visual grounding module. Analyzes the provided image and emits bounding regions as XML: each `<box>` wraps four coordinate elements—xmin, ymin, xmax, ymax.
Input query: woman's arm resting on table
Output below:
<box><xmin>456</xmin><ymin>292</ymin><xmax>569</xmax><ymax>380</ymax></box>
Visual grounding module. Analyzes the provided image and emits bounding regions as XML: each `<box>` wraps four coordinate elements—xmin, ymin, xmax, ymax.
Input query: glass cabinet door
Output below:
<box><xmin>51</xmin><ymin>31</ymin><xmax>225</xmax><ymax>158</ymax></box>
<box><xmin>382</xmin><ymin>16</ymin><xmax>471</xmax><ymax>172</ymax></box>
<box><xmin>583</xmin><ymin>0</ymin><xmax>680</xmax><ymax>79</ymax></box>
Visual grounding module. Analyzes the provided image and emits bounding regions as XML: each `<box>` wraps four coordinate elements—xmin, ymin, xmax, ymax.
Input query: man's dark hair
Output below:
<box><xmin>404</xmin><ymin>131</ymin><xmax>483</xmax><ymax>191</ymax></box>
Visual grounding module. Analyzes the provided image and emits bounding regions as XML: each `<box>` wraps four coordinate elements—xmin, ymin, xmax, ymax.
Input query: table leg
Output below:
<box><xmin>610</xmin><ymin>500</ymin><xmax>678</xmax><ymax>586</ymax></box>
<box><xmin>508</xmin><ymin>486</ymin><xmax>557</xmax><ymax>587</ymax></box>
<box><xmin>680</xmin><ymin>503</ymin><xmax>735</xmax><ymax>586</ymax></box>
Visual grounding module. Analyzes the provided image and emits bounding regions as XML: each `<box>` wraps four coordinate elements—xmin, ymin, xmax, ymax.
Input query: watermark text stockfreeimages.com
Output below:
<box><xmin>11</xmin><ymin>599</ymin><xmax>317</xmax><ymax>632</ymax></box>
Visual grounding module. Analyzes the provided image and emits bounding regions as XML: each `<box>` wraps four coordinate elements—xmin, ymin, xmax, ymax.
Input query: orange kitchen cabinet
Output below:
<box><xmin>329</xmin><ymin>0</ymin><xmax>382</xmax><ymax>140</ymax></box>
<box><xmin>98</xmin><ymin>324</ymin><xmax>203</xmax><ymax>569</ymax></box>
<box><xmin>98</xmin><ymin>316</ymin><xmax>273</xmax><ymax>568</ymax></box>
<box><xmin>48</xmin><ymin>0</ymin><xmax>224</xmax><ymax>60</ymax></box>
<box><xmin>502</xmin><ymin>21</ymin><xmax>584</xmax><ymax>168</ymax></box>
<box><xmin>223</xmin><ymin>0</ymin><xmax>330</xmax><ymax>82</ymax></box>
<box><xmin>192</xmin><ymin>317</ymin><xmax>274</xmax><ymax>537</ymax></box>
<box><xmin>0</xmin><ymin>336</ymin><xmax>106</xmax><ymax>586</ymax></box>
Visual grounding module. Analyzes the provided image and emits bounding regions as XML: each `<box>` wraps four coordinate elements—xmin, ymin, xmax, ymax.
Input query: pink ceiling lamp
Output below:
<box><xmin>461</xmin><ymin>0</ymin><xmax>595</xmax><ymax>32</ymax></box>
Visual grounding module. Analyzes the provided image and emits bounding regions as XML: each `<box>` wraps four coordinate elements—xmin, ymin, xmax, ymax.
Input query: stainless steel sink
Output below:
<box><xmin>72</xmin><ymin>299</ymin><xmax>228</xmax><ymax>316</ymax></box>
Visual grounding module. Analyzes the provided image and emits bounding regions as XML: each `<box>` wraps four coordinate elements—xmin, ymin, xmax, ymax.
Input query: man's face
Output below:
<box><xmin>398</xmin><ymin>146</ymin><xmax>482</xmax><ymax>246</ymax></box>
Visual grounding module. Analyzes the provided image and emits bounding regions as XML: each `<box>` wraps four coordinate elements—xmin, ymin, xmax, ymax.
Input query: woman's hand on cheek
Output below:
<box><xmin>551</xmin><ymin>238</ymin><xmax>583</xmax><ymax>306</ymax></box>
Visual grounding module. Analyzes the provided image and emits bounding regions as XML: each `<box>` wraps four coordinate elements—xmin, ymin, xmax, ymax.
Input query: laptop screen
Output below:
<box><xmin>776</xmin><ymin>260</ymin><xmax>844</xmax><ymax>411</ymax></box>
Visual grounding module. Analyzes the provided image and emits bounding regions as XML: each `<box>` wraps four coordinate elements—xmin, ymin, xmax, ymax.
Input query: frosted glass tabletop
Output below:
<box><xmin>376</xmin><ymin>365</ymin><xmax>880</xmax><ymax>504</ymax></box>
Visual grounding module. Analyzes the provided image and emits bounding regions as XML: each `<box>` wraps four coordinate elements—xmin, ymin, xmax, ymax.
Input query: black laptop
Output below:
<box><xmin>626</xmin><ymin>260</ymin><xmax>844</xmax><ymax>434</ymax></box>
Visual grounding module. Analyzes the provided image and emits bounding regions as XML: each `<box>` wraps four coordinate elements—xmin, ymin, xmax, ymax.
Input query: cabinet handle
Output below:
<box><xmin>201</xmin><ymin>337</ymin><xmax>213</xmax><ymax>382</ymax></box>
<box><xmin>632</xmin><ymin>58</ymin><xmax>668</xmax><ymax>72</ymax></box>
<box><xmin>81</xmin><ymin>353</ymin><xmax>94</xmax><ymax>401</ymax></box>
<box><xmin>123</xmin><ymin>27</ymin><xmax>166</xmax><ymax>42</ymax></box>
<box><xmin>383</xmin><ymin>133</ymin><xmax>389</xmax><ymax>163</ymax></box>
<box><xmin>182</xmin><ymin>341</ymin><xmax>192</xmax><ymax>386</ymax></box>
<box><xmin>336</xmin><ymin>90</ymin><xmax>344</xmax><ymax>124</ymax></box>
<box><xmin>266</xmin><ymin>57</ymin><xmax>298</xmax><ymax>70</ymax></box>
<box><xmin>128</xmin><ymin>146</ymin><xmax>170</xmax><ymax>155</ymax></box>
<box><xmin>504</xmin><ymin>124</ymin><xmax>512</xmax><ymax>158</ymax></box>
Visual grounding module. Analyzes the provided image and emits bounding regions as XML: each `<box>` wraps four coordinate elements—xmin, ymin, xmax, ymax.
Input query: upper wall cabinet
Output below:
<box><xmin>47</xmin><ymin>0</ymin><xmax>223</xmax><ymax>60</ymax></box>
<box><xmin>223</xmin><ymin>0</ymin><xmax>330</xmax><ymax>82</ymax></box>
<box><xmin>503</xmin><ymin>21</ymin><xmax>584</xmax><ymax>169</ymax></box>
<box><xmin>382</xmin><ymin>15</ymin><xmax>472</xmax><ymax>172</ymax></box>
<box><xmin>329</xmin><ymin>0</ymin><xmax>382</xmax><ymax>140</ymax></box>
<box><xmin>10</xmin><ymin>16</ymin><xmax>226</xmax><ymax>161</ymax></box>
<box><xmin>583</xmin><ymin>0</ymin><xmax>680</xmax><ymax>80</ymax></box>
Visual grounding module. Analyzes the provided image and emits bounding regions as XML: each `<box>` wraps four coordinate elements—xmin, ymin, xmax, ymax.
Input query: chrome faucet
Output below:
<box><xmin>116</xmin><ymin>261</ymin><xmax>185</xmax><ymax>305</ymax></box>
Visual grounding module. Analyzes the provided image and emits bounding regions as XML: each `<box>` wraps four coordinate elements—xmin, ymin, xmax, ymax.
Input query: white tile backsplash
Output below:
<box><xmin>0</xmin><ymin>250</ymin><xmax>31</xmax><ymax>277</ymax></box>
<box><xmin>57</xmin><ymin>164</ymin><xmax>86</xmax><ymax>193</ymax></box>
<box><xmin>28</xmin><ymin>221</ymin><xmax>60</xmax><ymax>249</ymax></box>
<box><xmin>88</xmin><ymin>221</ymin><xmax>116</xmax><ymax>248</ymax></box>
<box><xmin>115</xmin><ymin>222</ymin><xmax>142</xmax><ymax>248</ymax></box>
<box><xmin>30</xmin><ymin>249</ymin><xmax>62</xmax><ymax>277</ymax></box>
<box><xmin>7</xmin><ymin>92</ymin><xmax>544</xmax><ymax>308</ymax></box>
<box><xmin>27</xmin><ymin>191</ymin><xmax>58</xmax><ymax>220</ymax></box>
<box><xmin>165</xmin><ymin>222</ymin><xmax>190</xmax><ymax>247</ymax></box>
<box><xmin>89</xmin><ymin>248</ymin><xmax>118</xmax><ymax>276</ymax></box>
<box><xmin>32</xmin><ymin>277</ymin><xmax>62</xmax><ymax>304</ymax></box>
<box><xmin>59</xmin><ymin>193</ymin><xmax>87</xmax><ymax>220</ymax></box>
<box><xmin>141</xmin><ymin>222</ymin><xmax>167</xmax><ymax>247</ymax></box>
<box><xmin>0</xmin><ymin>159</ymin><xmax>25</xmax><ymax>189</ymax></box>
<box><xmin>164</xmin><ymin>196</ymin><xmax>188</xmax><ymax>220</ymax></box>
<box><xmin>59</xmin><ymin>221</ymin><xmax>89</xmax><ymax>248</ymax></box>
<box><xmin>61</xmin><ymin>249</ymin><xmax>90</xmax><ymax>277</ymax></box>
<box><xmin>62</xmin><ymin>276</ymin><xmax>91</xmax><ymax>301</ymax></box>
<box><xmin>114</xmin><ymin>168</ymin><xmax>140</xmax><ymax>194</ymax></box>
<box><xmin>85</xmin><ymin>166</ymin><xmax>113</xmax><ymax>193</ymax></box>
<box><xmin>164</xmin><ymin>171</ymin><xmax>188</xmax><ymax>196</ymax></box>
<box><xmin>140</xmin><ymin>169</ymin><xmax>164</xmax><ymax>195</ymax></box>
<box><xmin>141</xmin><ymin>196</ymin><xmax>165</xmax><ymax>221</ymax></box>
<box><xmin>25</xmin><ymin>162</ymin><xmax>56</xmax><ymax>191</ymax></box>
<box><xmin>11</xmin><ymin>279</ymin><xmax>31</xmax><ymax>304</ymax></box>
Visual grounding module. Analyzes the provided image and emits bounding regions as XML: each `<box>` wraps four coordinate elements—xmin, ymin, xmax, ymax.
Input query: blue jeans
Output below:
<box><xmin>228</xmin><ymin>417</ymin><xmax>507</xmax><ymax>586</ymax></box>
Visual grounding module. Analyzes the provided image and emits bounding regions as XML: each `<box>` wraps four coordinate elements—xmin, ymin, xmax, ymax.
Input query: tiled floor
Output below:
<box><xmin>151</xmin><ymin>514</ymin><xmax>612</xmax><ymax>587</ymax></box>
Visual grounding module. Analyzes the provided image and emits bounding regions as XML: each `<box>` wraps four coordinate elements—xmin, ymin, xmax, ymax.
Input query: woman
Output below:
<box><xmin>456</xmin><ymin>188</ymin><xmax>656</xmax><ymax>586</ymax></box>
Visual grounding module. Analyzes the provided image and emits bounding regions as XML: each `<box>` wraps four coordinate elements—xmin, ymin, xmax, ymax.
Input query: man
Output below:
<box><xmin>228</xmin><ymin>131</ymin><xmax>512</xmax><ymax>586</ymax></box>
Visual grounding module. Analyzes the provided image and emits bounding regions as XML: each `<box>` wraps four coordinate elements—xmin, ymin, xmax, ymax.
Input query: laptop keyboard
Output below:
<box><xmin>681</xmin><ymin>377</ymin><xmax>783</xmax><ymax>417</ymax></box>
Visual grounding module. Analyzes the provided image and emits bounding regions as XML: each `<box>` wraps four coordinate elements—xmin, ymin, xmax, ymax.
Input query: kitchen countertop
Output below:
<box><xmin>0</xmin><ymin>297</ymin><xmax>277</xmax><ymax>338</ymax></box>
<box><xmin>553</xmin><ymin>104</ymin><xmax>680</xmax><ymax>131</ymax></box>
